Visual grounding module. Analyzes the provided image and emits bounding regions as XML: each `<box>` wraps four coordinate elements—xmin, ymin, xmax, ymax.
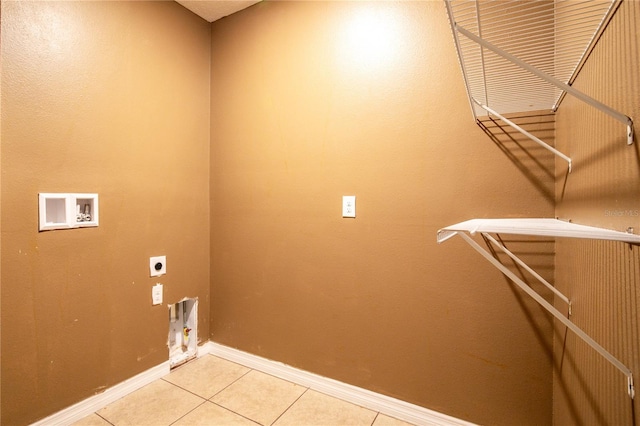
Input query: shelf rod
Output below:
<box><xmin>474</xmin><ymin>1</ymin><xmax>489</xmax><ymax>108</ymax></box>
<box><xmin>453</xmin><ymin>231</ymin><xmax>635</xmax><ymax>399</ymax></box>
<box><xmin>455</xmin><ymin>23</ymin><xmax>634</xmax><ymax>145</ymax></box>
<box><xmin>444</xmin><ymin>0</ymin><xmax>478</xmax><ymax>122</ymax></box>
<box><xmin>482</xmin><ymin>233</ymin><xmax>571</xmax><ymax>311</ymax></box>
<box><xmin>472</xmin><ymin>98</ymin><xmax>572</xmax><ymax>173</ymax></box>
<box><xmin>554</xmin><ymin>0</ymin><xmax>622</xmax><ymax>111</ymax></box>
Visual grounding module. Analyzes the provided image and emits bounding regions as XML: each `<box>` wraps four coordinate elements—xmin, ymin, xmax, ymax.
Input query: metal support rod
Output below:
<box><xmin>444</xmin><ymin>0</ymin><xmax>478</xmax><ymax>122</ymax></box>
<box><xmin>554</xmin><ymin>0</ymin><xmax>623</xmax><ymax>111</ymax></box>
<box><xmin>456</xmin><ymin>24</ymin><xmax>634</xmax><ymax>145</ymax></box>
<box><xmin>456</xmin><ymin>231</ymin><xmax>635</xmax><ymax>399</ymax></box>
<box><xmin>482</xmin><ymin>233</ymin><xmax>572</xmax><ymax>310</ymax></box>
<box><xmin>473</xmin><ymin>98</ymin><xmax>573</xmax><ymax>172</ymax></box>
<box><xmin>474</xmin><ymin>0</ymin><xmax>489</xmax><ymax>109</ymax></box>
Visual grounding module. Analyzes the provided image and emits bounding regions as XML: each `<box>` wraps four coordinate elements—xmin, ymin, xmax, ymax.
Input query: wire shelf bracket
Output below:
<box><xmin>437</xmin><ymin>218</ymin><xmax>640</xmax><ymax>399</ymax></box>
<box><xmin>472</xmin><ymin>98</ymin><xmax>573</xmax><ymax>172</ymax></box>
<box><xmin>444</xmin><ymin>0</ymin><xmax>634</xmax><ymax>170</ymax></box>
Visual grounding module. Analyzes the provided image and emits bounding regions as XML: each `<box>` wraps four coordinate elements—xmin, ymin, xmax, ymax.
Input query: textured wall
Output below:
<box><xmin>554</xmin><ymin>1</ymin><xmax>640</xmax><ymax>424</ymax></box>
<box><xmin>210</xmin><ymin>2</ymin><xmax>555</xmax><ymax>424</ymax></box>
<box><xmin>1</xmin><ymin>2</ymin><xmax>211</xmax><ymax>424</ymax></box>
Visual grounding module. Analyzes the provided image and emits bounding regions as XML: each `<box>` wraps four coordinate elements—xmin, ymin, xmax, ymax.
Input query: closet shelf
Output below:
<box><xmin>444</xmin><ymin>0</ymin><xmax>634</xmax><ymax>172</ymax></box>
<box><xmin>437</xmin><ymin>218</ymin><xmax>640</xmax><ymax>244</ymax></box>
<box><xmin>437</xmin><ymin>218</ymin><xmax>638</xmax><ymax>399</ymax></box>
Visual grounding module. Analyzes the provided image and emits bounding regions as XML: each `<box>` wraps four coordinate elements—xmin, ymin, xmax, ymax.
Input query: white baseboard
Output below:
<box><xmin>203</xmin><ymin>341</ymin><xmax>476</xmax><ymax>426</ymax></box>
<box><xmin>31</xmin><ymin>361</ymin><xmax>170</xmax><ymax>426</ymax></box>
<box><xmin>32</xmin><ymin>342</ymin><xmax>475</xmax><ymax>426</ymax></box>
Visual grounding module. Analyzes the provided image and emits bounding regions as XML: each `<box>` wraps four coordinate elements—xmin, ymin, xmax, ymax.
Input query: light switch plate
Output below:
<box><xmin>342</xmin><ymin>196</ymin><xmax>356</xmax><ymax>218</ymax></box>
<box><xmin>150</xmin><ymin>255</ymin><xmax>166</xmax><ymax>277</ymax></box>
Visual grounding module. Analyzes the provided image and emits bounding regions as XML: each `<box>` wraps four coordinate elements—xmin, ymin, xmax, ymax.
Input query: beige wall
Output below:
<box><xmin>554</xmin><ymin>1</ymin><xmax>640</xmax><ymax>424</ymax></box>
<box><xmin>11</xmin><ymin>0</ymin><xmax>635</xmax><ymax>425</ymax></box>
<box><xmin>1</xmin><ymin>2</ymin><xmax>211</xmax><ymax>424</ymax></box>
<box><xmin>210</xmin><ymin>2</ymin><xmax>554</xmax><ymax>425</ymax></box>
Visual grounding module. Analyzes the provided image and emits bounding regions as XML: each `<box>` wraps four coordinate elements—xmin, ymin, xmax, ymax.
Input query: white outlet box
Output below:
<box><xmin>38</xmin><ymin>193</ymin><xmax>99</xmax><ymax>231</ymax></box>
<box><xmin>342</xmin><ymin>196</ymin><xmax>356</xmax><ymax>218</ymax></box>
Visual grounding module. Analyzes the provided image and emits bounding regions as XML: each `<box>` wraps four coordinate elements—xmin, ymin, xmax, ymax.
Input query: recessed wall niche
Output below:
<box><xmin>168</xmin><ymin>298</ymin><xmax>198</xmax><ymax>369</ymax></box>
<box><xmin>38</xmin><ymin>193</ymin><xmax>99</xmax><ymax>231</ymax></box>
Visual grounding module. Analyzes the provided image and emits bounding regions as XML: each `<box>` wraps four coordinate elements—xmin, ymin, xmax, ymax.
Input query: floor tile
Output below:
<box><xmin>273</xmin><ymin>389</ymin><xmax>377</xmax><ymax>426</ymax></box>
<box><xmin>211</xmin><ymin>370</ymin><xmax>306</xmax><ymax>425</ymax></box>
<box><xmin>97</xmin><ymin>379</ymin><xmax>205</xmax><ymax>426</ymax></box>
<box><xmin>372</xmin><ymin>413</ymin><xmax>416</xmax><ymax>426</ymax></box>
<box><xmin>70</xmin><ymin>413</ymin><xmax>112</xmax><ymax>426</ymax></box>
<box><xmin>173</xmin><ymin>401</ymin><xmax>260</xmax><ymax>425</ymax></box>
<box><xmin>164</xmin><ymin>355</ymin><xmax>251</xmax><ymax>399</ymax></box>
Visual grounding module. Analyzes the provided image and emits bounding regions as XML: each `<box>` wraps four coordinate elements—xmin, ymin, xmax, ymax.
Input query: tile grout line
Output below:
<box><xmin>95</xmin><ymin>412</ymin><xmax>115</xmax><ymax>426</ymax></box>
<box><xmin>174</xmin><ymin>354</ymin><xmax>417</xmax><ymax>426</ymax></box>
<box><xmin>160</xmin><ymin>377</ymin><xmax>209</xmax><ymax>403</ymax></box>
<box><xmin>269</xmin><ymin>386</ymin><xmax>311</xmax><ymax>426</ymax></box>
<box><xmin>208</xmin><ymin>360</ymin><xmax>264</xmax><ymax>425</ymax></box>
<box><xmin>158</xmin><ymin>361</ymin><xmax>260</xmax><ymax>426</ymax></box>
<box><xmin>207</xmin><ymin>362</ymin><xmax>254</xmax><ymax>400</ymax></box>
<box><xmin>205</xmin><ymin>354</ymin><xmax>412</xmax><ymax>426</ymax></box>
<box><xmin>92</xmin><ymin>354</ymin><xmax>413</xmax><ymax>426</ymax></box>
<box><xmin>205</xmin><ymin>343</ymin><xmax>466</xmax><ymax>425</ymax></box>
<box><xmin>162</xmin><ymin>356</ymin><xmax>304</xmax><ymax>426</ymax></box>
<box><xmin>159</xmin><ymin>356</ymin><xmax>259</xmax><ymax>425</ymax></box>
<box><xmin>167</xmin><ymin>399</ymin><xmax>209</xmax><ymax>426</ymax></box>
<box><xmin>207</xmin><ymin>400</ymin><xmax>263</xmax><ymax>426</ymax></box>
<box><xmin>207</xmin><ymin>365</ymin><xmax>309</xmax><ymax>426</ymax></box>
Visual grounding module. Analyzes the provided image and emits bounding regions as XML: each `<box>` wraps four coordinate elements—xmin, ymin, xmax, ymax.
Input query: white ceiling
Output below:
<box><xmin>175</xmin><ymin>0</ymin><xmax>261</xmax><ymax>22</ymax></box>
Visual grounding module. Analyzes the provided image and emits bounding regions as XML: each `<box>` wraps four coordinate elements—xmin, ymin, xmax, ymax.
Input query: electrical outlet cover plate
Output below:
<box><xmin>152</xmin><ymin>283</ymin><xmax>163</xmax><ymax>305</ymax></box>
<box><xmin>149</xmin><ymin>255</ymin><xmax>166</xmax><ymax>277</ymax></box>
<box><xmin>342</xmin><ymin>195</ymin><xmax>356</xmax><ymax>218</ymax></box>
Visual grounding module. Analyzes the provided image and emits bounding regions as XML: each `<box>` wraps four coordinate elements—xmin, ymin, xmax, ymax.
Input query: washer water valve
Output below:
<box><xmin>182</xmin><ymin>326</ymin><xmax>192</xmax><ymax>349</ymax></box>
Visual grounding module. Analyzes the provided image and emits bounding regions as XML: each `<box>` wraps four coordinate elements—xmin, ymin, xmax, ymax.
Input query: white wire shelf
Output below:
<box><xmin>437</xmin><ymin>218</ymin><xmax>638</xmax><ymax>399</ymax></box>
<box><xmin>437</xmin><ymin>218</ymin><xmax>640</xmax><ymax>244</ymax></box>
<box><xmin>444</xmin><ymin>0</ymin><xmax>634</xmax><ymax>172</ymax></box>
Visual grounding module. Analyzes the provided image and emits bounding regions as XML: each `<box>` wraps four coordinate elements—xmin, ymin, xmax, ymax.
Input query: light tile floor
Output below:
<box><xmin>72</xmin><ymin>355</ymin><xmax>415</xmax><ymax>426</ymax></box>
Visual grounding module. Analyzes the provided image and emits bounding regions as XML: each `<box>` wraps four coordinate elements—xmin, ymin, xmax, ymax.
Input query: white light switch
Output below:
<box><xmin>150</xmin><ymin>255</ymin><xmax>166</xmax><ymax>277</ymax></box>
<box><xmin>342</xmin><ymin>196</ymin><xmax>356</xmax><ymax>218</ymax></box>
<box><xmin>152</xmin><ymin>283</ymin><xmax>163</xmax><ymax>306</ymax></box>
